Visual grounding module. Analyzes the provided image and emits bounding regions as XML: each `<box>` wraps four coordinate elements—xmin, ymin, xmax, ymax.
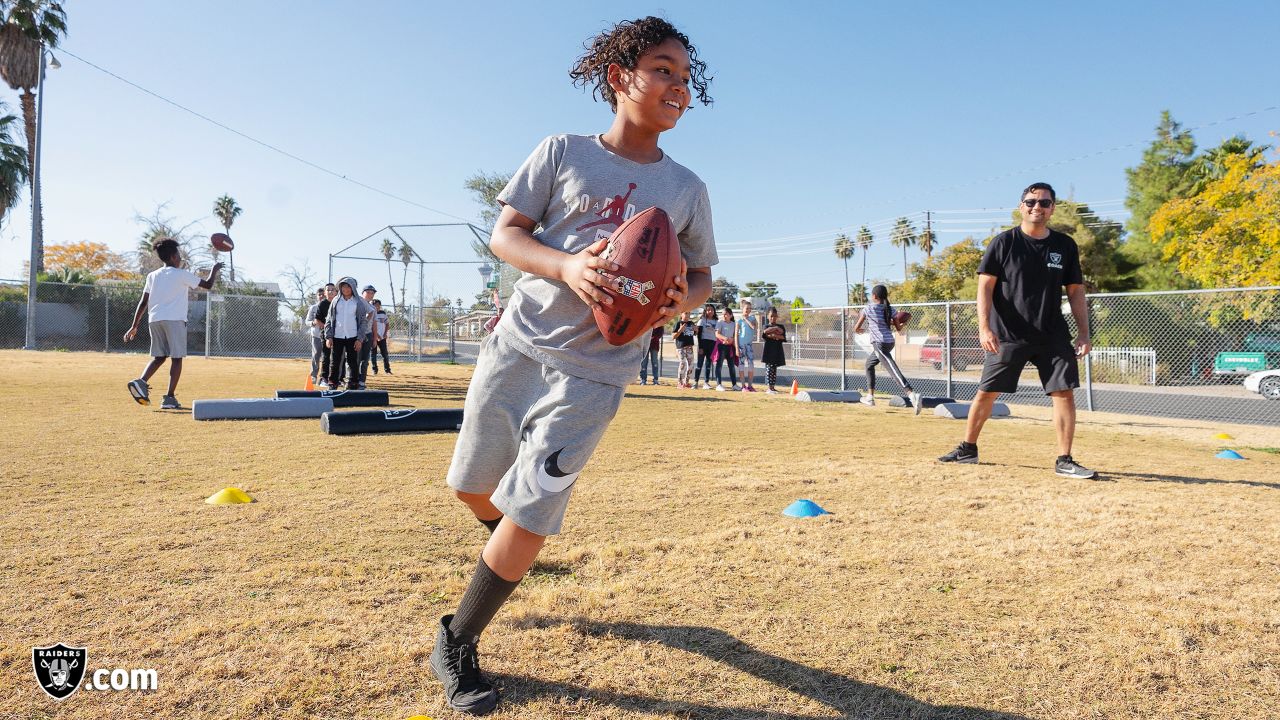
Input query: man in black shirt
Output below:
<box><xmin>938</xmin><ymin>183</ymin><xmax>1097</xmax><ymax>479</ymax></box>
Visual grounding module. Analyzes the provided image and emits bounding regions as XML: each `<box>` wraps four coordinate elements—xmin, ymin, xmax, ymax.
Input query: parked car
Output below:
<box><xmin>1243</xmin><ymin>368</ymin><xmax>1280</xmax><ymax>400</ymax></box>
<box><xmin>919</xmin><ymin>335</ymin><xmax>985</xmax><ymax>371</ymax></box>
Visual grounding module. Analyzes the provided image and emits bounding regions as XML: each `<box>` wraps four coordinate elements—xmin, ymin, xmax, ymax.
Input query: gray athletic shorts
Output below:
<box><xmin>149</xmin><ymin>320</ymin><xmax>187</xmax><ymax>358</ymax></box>
<box><xmin>445</xmin><ymin>332</ymin><xmax>625</xmax><ymax>536</ymax></box>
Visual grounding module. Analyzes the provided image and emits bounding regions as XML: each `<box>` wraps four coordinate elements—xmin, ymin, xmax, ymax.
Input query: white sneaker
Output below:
<box><xmin>638</xmin><ymin>380</ymin><xmax>647</xmax><ymax>385</ymax></box>
<box><xmin>766</xmin><ymin>388</ymin><xmax>778</xmax><ymax>394</ymax></box>
<box><xmin>715</xmin><ymin>384</ymin><xmax>726</xmax><ymax>391</ymax></box>
<box><xmin>700</xmin><ymin>382</ymin><xmax>711</xmax><ymax>390</ymax></box>
<box><xmin>860</xmin><ymin>395</ymin><xmax>876</xmax><ymax>406</ymax></box>
<box><xmin>731</xmin><ymin>384</ymin><xmax>740</xmax><ymax>391</ymax></box>
<box><xmin>909</xmin><ymin>391</ymin><xmax>922</xmax><ymax>416</ymax></box>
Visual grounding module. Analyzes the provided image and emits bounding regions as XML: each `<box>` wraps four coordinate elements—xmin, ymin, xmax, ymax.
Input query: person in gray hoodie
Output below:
<box><xmin>324</xmin><ymin>276</ymin><xmax>374</xmax><ymax>391</ymax></box>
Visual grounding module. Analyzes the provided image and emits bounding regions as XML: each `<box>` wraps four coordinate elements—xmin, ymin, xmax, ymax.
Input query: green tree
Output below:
<box><xmin>709</xmin><ymin>276</ymin><xmax>739</xmax><ymax>307</ymax></box>
<box><xmin>742</xmin><ymin>280</ymin><xmax>781</xmax><ymax>307</ymax></box>
<box><xmin>464</xmin><ymin>170</ymin><xmax>511</xmax><ymax>262</ymax></box>
<box><xmin>379</xmin><ymin>237</ymin><xmax>398</xmax><ymax>310</ymax></box>
<box><xmin>212</xmin><ymin>194</ymin><xmax>243</xmax><ymax>281</ymax></box>
<box><xmin>889</xmin><ymin>217</ymin><xmax>917</xmax><ymax>283</ymax></box>
<box><xmin>1121</xmin><ymin>111</ymin><xmax>1197</xmax><ymax>289</ymax></box>
<box><xmin>0</xmin><ymin>0</ymin><xmax>66</xmax><ymax>272</ymax></box>
<box><xmin>896</xmin><ymin>236</ymin><xmax>985</xmax><ymax>302</ymax></box>
<box><xmin>0</xmin><ymin>101</ymin><xmax>27</xmax><ymax>228</ymax></box>
<box><xmin>1187</xmin><ymin>135</ymin><xmax>1269</xmax><ymax>194</ymax></box>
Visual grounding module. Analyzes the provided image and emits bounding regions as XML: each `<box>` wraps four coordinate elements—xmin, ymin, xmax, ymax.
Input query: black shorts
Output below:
<box><xmin>978</xmin><ymin>339</ymin><xmax>1079</xmax><ymax>395</ymax></box>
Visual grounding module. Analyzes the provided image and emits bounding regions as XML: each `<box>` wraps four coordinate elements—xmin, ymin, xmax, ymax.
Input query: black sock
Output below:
<box><xmin>478</xmin><ymin>516</ymin><xmax>502</xmax><ymax>534</ymax></box>
<box><xmin>961</xmin><ymin>441</ymin><xmax>977</xmax><ymax>450</ymax></box>
<box><xmin>448</xmin><ymin>556</ymin><xmax>521</xmax><ymax>642</ymax></box>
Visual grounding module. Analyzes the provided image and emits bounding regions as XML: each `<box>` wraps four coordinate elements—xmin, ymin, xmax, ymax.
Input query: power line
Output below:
<box><xmin>58</xmin><ymin>48</ymin><xmax>476</xmax><ymax>224</ymax></box>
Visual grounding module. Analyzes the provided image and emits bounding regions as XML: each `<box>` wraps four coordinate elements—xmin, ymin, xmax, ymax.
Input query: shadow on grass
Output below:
<box><xmin>1004</xmin><ymin>464</ymin><xmax>1277</xmax><ymax>490</ymax></box>
<box><xmin>498</xmin><ymin>619</ymin><xmax>1030</xmax><ymax>719</ymax></box>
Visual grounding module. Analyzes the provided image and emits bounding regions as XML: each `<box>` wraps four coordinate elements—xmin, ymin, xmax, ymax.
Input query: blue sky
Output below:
<box><xmin>2</xmin><ymin>0</ymin><xmax>1277</xmax><ymax>307</ymax></box>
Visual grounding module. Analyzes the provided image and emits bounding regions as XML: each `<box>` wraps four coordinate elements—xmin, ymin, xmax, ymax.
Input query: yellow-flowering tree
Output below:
<box><xmin>1151</xmin><ymin>153</ymin><xmax>1280</xmax><ymax>289</ymax></box>
<box><xmin>43</xmin><ymin>240</ymin><xmax>136</xmax><ymax>280</ymax></box>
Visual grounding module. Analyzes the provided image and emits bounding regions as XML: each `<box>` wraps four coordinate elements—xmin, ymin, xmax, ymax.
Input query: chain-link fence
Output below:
<box><xmin>4</xmin><ymin>279</ymin><xmax>1278</xmax><ymax>425</ymax></box>
<box><xmin>653</xmin><ymin>287</ymin><xmax>1280</xmax><ymax>426</ymax></box>
<box><xmin>0</xmin><ymin>280</ymin><xmax>484</xmax><ymax>364</ymax></box>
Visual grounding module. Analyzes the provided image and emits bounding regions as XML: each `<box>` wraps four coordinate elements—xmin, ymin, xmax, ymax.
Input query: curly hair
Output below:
<box><xmin>569</xmin><ymin>16</ymin><xmax>713</xmax><ymax>111</ymax></box>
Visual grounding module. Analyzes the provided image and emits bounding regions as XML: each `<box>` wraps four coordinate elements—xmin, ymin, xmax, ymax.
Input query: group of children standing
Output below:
<box><xmin>303</xmin><ymin>278</ymin><xmax>393</xmax><ymax>390</ymax></box>
<box><xmin>669</xmin><ymin>300</ymin><xmax>789</xmax><ymax>393</ymax></box>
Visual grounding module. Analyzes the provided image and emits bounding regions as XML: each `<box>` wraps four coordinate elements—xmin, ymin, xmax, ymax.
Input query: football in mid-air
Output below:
<box><xmin>211</xmin><ymin>233</ymin><xmax>235</xmax><ymax>252</ymax></box>
<box><xmin>893</xmin><ymin>310</ymin><xmax>912</xmax><ymax>326</ymax></box>
<box><xmin>592</xmin><ymin>206</ymin><xmax>681</xmax><ymax>346</ymax></box>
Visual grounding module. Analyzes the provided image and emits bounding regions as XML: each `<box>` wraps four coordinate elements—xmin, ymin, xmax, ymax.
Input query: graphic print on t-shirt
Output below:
<box><xmin>575</xmin><ymin>182</ymin><xmax>638</xmax><ymax>239</ymax></box>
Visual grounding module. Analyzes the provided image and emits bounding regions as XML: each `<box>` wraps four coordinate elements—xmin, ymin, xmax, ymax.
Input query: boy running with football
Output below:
<box><xmin>428</xmin><ymin>16</ymin><xmax>718</xmax><ymax>715</ymax></box>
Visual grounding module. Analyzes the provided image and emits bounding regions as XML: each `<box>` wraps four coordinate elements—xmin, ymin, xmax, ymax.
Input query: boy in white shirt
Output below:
<box><xmin>123</xmin><ymin>238</ymin><xmax>223</xmax><ymax>409</ymax></box>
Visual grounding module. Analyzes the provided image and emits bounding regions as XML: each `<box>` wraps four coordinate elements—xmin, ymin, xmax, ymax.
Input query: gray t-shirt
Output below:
<box><xmin>495</xmin><ymin>134</ymin><xmax>718</xmax><ymax>387</ymax></box>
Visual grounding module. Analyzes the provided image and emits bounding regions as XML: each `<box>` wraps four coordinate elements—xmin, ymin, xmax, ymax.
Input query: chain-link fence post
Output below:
<box><xmin>449</xmin><ymin>305</ymin><xmax>456</xmax><ymax>363</ymax></box>
<box><xmin>839</xmin><ymin>306</ymin><xmax>847</xmax><ymax>391</ymax></box>
<box><xmin>1085</xmin><ymin>297</ymin><xmax>1095</xmax><ymax>411</ymax></box>
<box><xmin>103</xmin><ymin>287</ymin><xmax>109</xmax><ymax>353</ymax></box>
<box><xmin>204</xmin><ymin>290</ymin><xmax>212</xmax><ymax>358</ymax></box>
<box><xmin>944</xmin><ymin>301</ymin><xmax>954</xmax><ymax>399</ymax></box>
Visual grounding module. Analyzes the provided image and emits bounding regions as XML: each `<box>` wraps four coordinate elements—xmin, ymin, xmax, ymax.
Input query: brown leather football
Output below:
<box><xmin>211</xmin><ymin>233</ymin><xmax>235</xmax><ymax>252</ymax></box>
<box><xmin>592</xmin><ymin>206</ymin><xmax>681</xmax><ymax>346</ymax></box>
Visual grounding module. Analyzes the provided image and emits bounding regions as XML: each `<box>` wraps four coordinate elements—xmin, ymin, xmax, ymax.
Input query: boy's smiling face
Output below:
<box><xmin>610</xmin><ymin>37</ymin><xmax>691</xmax><ymax>133</ymax></box>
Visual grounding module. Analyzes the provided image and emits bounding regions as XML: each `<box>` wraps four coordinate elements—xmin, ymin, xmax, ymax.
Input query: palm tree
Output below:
<box><xmin>855</xmin><ymin>226</ymin><xmax>874</xmax><ymax>303</ymax></box>
<box><xmin>0</xmin><ymin>0</ymin><xmax>67</xmax><ymax>273</ymax></box>
<box><xmin>0</xmin><ymin>103</ymin><xmax>29</xmax><ymax>228</ymax></box>
<box><xmin>833</xmin><ymin>233</ymin><xmax>854</xmax><ymax>304</ymax></box>
<box><xmin>398</xmin><ymin>240</ymin><xmax>414</xmax><ymax>311</ymax></box>
<box><xmin>833</xmin><ymin>233</ymin><xmax>854</xmax><ymax>391</ymax></box>
<box><xmin>890</xmin><ymin>217</ymin><xmax>918</xmax><ymax>283</ymax></box>
<box><xmin>212</xmin><ymin>194</ymin><xmax>242</xmax><ymax>280</ymax></box>
<box><xmin>380</xmin><ymin>237</ymin><xmax>398</xmax><ymax>310</ymax></box>
<box><xmin>918</xmin><ymin>226</ymin><xmax>936</xmax><ymax>262</ymax></box>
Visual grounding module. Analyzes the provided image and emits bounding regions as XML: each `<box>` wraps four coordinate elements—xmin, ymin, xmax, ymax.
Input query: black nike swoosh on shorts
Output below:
<box><xmin>543</xmin><ymin>448</ymin><xmax>575</xmax><ymax>477</ymax></box>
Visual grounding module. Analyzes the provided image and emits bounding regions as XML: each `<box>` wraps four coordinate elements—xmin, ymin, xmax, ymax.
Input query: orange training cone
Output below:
<box><xmin>305</xmin><ymin>374</ymin><xmax>315</xmax><ymax>391</ymax></box>
<box><xmin>790</xmin><ymin>379</ymin><xmax>799</xmax><ymax>396</ymax></box>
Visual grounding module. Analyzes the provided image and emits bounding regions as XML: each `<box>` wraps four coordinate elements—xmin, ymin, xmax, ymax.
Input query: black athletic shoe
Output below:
<box><xmin>127</xmin><ymin>378</ymin><xmax>150</xmax><ymax>406</ymax></box>
<box><xmin>1055</xmin><ymin>455</ymin><xmax>1097</xmax><ymax>479</ymax></box>
<box><xmin>429</xmin><ymin>614</ymin><xmax>499</xmax><ymax>715</ymax></box>
<box><xmin>938</xmin><ymin>442</ymin><xmax>978</xmax><ymax>464</ymax></box>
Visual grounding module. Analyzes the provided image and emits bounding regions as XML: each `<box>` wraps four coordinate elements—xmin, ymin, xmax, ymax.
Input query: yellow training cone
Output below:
<box><xmin>205</xmin><ymin>487</ymin><xmax>254</xmax><ymax>505</ymax></box>
<box><xmin>1214</xmin><ymin>433</ymin><xmax>1234</xmax><ymax>440</ymax></box>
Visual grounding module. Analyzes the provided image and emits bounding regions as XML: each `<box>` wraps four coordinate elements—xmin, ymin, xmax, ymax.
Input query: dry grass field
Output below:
<box><xmin>1</xmin><ymin>350</ymin><xmax>1277</xmax><ymax>720</ymax></box>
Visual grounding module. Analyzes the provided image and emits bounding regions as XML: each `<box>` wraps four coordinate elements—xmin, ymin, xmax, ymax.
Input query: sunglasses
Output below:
<box><xmin>1022</xmin><ymin>198</ymin><xmax>1054</xmax><ymax>209</ymax></box>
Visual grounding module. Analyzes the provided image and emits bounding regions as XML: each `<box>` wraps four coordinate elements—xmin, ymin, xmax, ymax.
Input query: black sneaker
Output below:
<box><xmin>429</xmin><ymin>615</ymin><xmax>499</xmax><ymax>715</ymax></box>
<box><xmin>1055</xmin><ymin>455</ymin><xmax>1097</xmax><ymax>479</ymax></box>
<box><xmin>127</xmin><ymin>379</ymin><xmax>150</xmax><ymax>406</ymax></box>
<box><xmin>938</xmin><ymin>442</ymin><xmax>978</xmax><ymax>464</ymax></box>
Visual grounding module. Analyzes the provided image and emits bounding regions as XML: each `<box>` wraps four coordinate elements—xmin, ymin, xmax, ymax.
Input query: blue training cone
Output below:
<box><xmin>1215</xmin><ymin>449</ymin><xmax>1245</xmax><ymax>460</ymax></box>
<box><xmin>783</xmin><ymin>499</ymin><xmax>830</xmax><ymax>518</ymax></box>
